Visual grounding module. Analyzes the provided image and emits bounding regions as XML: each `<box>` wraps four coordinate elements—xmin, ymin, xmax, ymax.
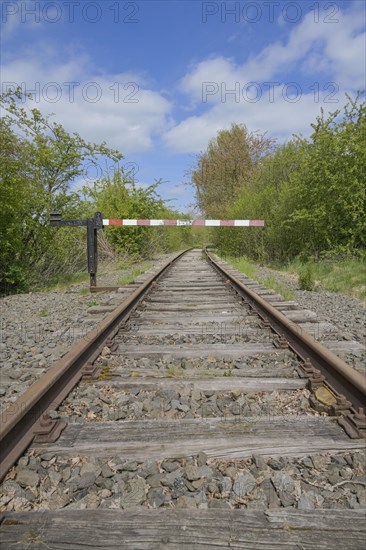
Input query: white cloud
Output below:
<box><xmin>243</xmin><ymin>3</ymin><xmax>365</xmax><ymax>86</ymax></box>
<box><xmin>0</xmin><ymin>0</ymin><xmax>47</xmax><ymax>36</ymax></box>
<box><xmin>165</xmin><ymin>2</ymin><xmax>365</xmax><ymax>153</ymax></box>
<box><xmin>1</xmin><ymin>49</ymin><xmax>172</xmax><ymax>154</ymax></box>
<box><xmin>181</xmin><ymin>57</ymin><xmax>238</xmax><ymax>104</ymax></box>
<box><xmin>164</xmin><ymin>87</ymin><xmax>338</xmax><ymax>153</ymax></box>
<box><xmin>2</xmin><ymin>1</ymin><xmax>364</xmax><ymax>160</ymax></box>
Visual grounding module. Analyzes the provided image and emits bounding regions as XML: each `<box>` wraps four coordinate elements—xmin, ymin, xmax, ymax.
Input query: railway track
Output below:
<box><xmin>1</xmin><ymin>248</ymin><xmax>365</xmax><ymax>548</ymax></box>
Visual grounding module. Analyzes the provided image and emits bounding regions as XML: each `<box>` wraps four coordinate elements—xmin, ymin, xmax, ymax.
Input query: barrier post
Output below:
<box><xmin>50</xmin><ymin>211</ymin><xmax>104</xmax><ymax>289</ymax></box>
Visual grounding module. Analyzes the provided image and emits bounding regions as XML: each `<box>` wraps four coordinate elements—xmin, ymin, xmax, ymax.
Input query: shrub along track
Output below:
<box><xmin>0</xmin><ymin>249</ymin><xmax>365</xmax><ymax>548</ymax></box>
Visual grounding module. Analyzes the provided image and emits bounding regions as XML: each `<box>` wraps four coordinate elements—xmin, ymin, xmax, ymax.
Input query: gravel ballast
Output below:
<box><xmin>252</xmin><ymin>264</ymin><xmax>366</xmax><ymax>345</ymax></box>
<box><xmin>1</xmin><ymin>249</ymin><xmax>365</xmax><ymax>516</ymax></box>
<box><xmin>1</xmin><ymin>450</ymin><xmax>364</xmax><ymax>512</ymax></box>
<box><xmin>2</xmin><ymin>252</ymin><xmax>364</xmax><ymax>408</ymax></box>
<box><xmin>0</xmin><ymin>253</ymin><xmax>177</xmax><ymax>410</ymax></box>
<box><xmin>58</xmin><ymin>385</ymin><xmax>315</xmax><ymax>423</ymax></box>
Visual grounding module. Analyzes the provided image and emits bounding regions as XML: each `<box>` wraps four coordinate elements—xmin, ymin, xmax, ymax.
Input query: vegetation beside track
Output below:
<box><xmin>224</xmin><ymin>254</ymin><xmax>366</xmax><ymax>303</ymax></box>
<box><xmin>190</xmin><ymin>93</ymin><xmax>365</xmax><ymax>265</ymax></box>
<box><xmin>0</xmin><ymin>89</ymin><xmax>197</xmax><ymax>295</ymax></box>
<box><xmin>281</xmin><ymin>257</ymin><xmax>366</xmax><ymax>302</ymax></box>
<box><xmin>40</xmin><ymin>258</ymin><xmax>154</xmax><ymax>293</ymax></box>
<box><xmin>224</xmin><ymin>256</ymin><xmax>295</xmax><ymax>301</ymax></box>
<box><xmin>2</xmin><ymin>88</ymin><xmax>364</xmax><ymax>296</ymax></box>
<box><xmin>117</xmin><ymin>262</ymin><xmax>152</xmax><ymax>286</ymax></box>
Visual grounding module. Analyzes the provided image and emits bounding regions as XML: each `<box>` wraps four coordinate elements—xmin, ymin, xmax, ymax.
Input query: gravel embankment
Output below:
<box><xmin>254</xmin><ymin>265</ymin><xmax>366</xmax><ymax>345</ymax></box>
<box><xmin>0</xmin><ymin>253</ymin><xmax>176</xmax><ymax>410</ymax></box>
<box><xmin>1</xmin><ymin>251</ymin><xmax>365</xmax><ymax>514</ymax></box>
<box><xmin>1</xmin><ymin>253</ymin><xmax>364</xmax><ymax>411</ymax></box>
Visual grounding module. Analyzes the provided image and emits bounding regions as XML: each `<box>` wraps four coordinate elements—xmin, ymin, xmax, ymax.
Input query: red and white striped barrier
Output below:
<box><xmin>102</xmin><ymin>219</ymin><xmax>265</xmax><ymax>227</ymax></box>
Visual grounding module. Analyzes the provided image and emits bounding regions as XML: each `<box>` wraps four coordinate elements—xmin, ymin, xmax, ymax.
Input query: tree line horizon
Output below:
<box><xmin>1</xmin><ymin>88</ymin><xmax>364</xmax><ymax>294</ymax></box>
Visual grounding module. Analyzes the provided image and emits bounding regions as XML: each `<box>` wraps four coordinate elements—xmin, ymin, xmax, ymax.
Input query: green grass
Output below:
<box><xmin>227</xmin><ymin>257</ymin><xmax>256</xmax><ymax>279</ymax></box>
<box><xmin>43</xmin><ymin>272</ymin><xmax>90</xmax><ymax>292</ymax></box>
<box><xmin>256</xmin><ymin>276</ymin><xmax>294</xmax><ymax>301</ymax></box>
<box><xmin>283</xmin><ymin>258</ymin><xmax>366</xmax><ymax>302</ymax></box>
<box><xmin>117</xmin><ymin>263</ymin><xmax>151</xmax><ymax>286</ymax></box>
<box><xmin>222</xmin><ymin>252</ymin><xmax>366</xmax><ymax>304</ymax></box>
<box><xmin>79</xmin><ymin>287</ymin><xmax>90</xmax><ymax>296</ymax></box>
<box><xmin>165</xmin><ymin>367</ymin><xmax>185</xmax><ymax>377</ymax></box>
<box><xmin>225</xmin><ymin>257</ymin><xmax>294</xmax><ymax>301</ymax></box>
<box><xmin>222</xmin><ymin>253</ymin><xmax>365</xmax><ymax>303</ymax></box>
<box><xmin>39</xmin><ymin>307</ymin><xmax>49</xmax><ymax>317</ymax></box>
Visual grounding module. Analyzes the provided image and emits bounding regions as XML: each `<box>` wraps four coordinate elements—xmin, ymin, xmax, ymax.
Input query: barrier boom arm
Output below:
<box><xmin>50</xmin><ymin>212</ymin><xmax>265</xmax><ymax>289</ymax></box>
<box><xmin>103</xmin><ymin>219</ymin><xmax>265</xmax><ymax>227</ymax></box>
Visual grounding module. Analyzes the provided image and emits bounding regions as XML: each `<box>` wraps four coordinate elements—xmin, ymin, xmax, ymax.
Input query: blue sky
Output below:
<box><xmin>1</xmin><ymin>0</ymin><xmax>365</xmax><ymax>211</ymax></box>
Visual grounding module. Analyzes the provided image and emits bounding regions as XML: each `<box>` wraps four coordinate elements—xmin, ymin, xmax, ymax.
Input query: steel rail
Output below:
<box><xmin>205</xmin><ymin>250</ymin><xmax>366</xmax><ymax>411</ymax></box>
<box><xmin>0</xmin><ymin>248</ymin><xmax>192</xmax><ymax>481</ymax></box>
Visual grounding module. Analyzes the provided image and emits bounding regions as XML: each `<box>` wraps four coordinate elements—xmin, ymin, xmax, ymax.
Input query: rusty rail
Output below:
<box><xmin>2</xmin><ymin>247</ymin><xmax>364</xmax><ymax>481</ymax></box>
<box><xmin>0</xmin><ymin>248</ymin><xmax>191</xmax><ymax>481</ymax></box>
<box><xmin>205</xmin><ymin>250</ymin><xmax>366</xmax><ymax>412</ymax></box>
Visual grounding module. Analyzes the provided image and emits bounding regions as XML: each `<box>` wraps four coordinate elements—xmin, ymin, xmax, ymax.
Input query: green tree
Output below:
<box><xmin>84</xmin><ymin>170</ymin><xmax>165</xmax><ymax>257</ymax></box>
<box><xmin>83</xmin><ymin>169</ymin><xmax>194</xmax><ymax>258</ymax></box>
<box><xmin>0</xmin><ymin>118</ymin><xmax>32</xmax><ymax>290</ymax></box>
<box><xmin>284</xmin><ymin>94</ymin><xmax>366</xmax><ymax>258</ymax></box>
<box><xmin>190</xmin><ymin>123</ymin><xmax>275</xmax><ymax>217</ymax></box>
<box><xmin>0</xmin><ymin>88</ymin><xmax>122</xmax><ymax>292</ymax></box>
<box><xmin>210</xmin><ymin>93</ymin><xmax>365</xmax><ymax>262</ymax></box>
<box><xmin>216</xmin><ymin>141</ymin><xmax>301</xmax><ymax>260</ymax></box>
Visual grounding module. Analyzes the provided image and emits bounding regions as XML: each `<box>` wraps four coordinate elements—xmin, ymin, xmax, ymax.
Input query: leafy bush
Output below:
<box><xmin>298</xmin><ymin>264</ymin><xmax>315</xmax><ymax>291</ymax></box>
<box><xmin>0</xmin><ymin>89</ymin><xmax>194</xmax><ymax>294</ymax></box>
<box><xmin>192</xmin><ymin>93</ymin><xmax>366</xmax><ymax>263</ymax></box>
<box><xmin>0</xmin><ymin>88</ymin><xmax>121</xmax><ymax>294</ymax></box>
